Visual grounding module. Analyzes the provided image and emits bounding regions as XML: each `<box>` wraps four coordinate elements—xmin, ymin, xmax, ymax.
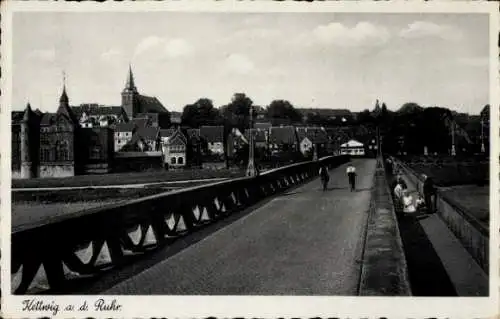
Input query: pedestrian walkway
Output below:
<box><xmin>104</xmin><ymin>159</ymin><xmax>377</xmax><ymax>295</ymax></box>
<box><xmin>395</xmin><ymin>173</ymin><xmax>488</xmax><ymax>296</ymax></box>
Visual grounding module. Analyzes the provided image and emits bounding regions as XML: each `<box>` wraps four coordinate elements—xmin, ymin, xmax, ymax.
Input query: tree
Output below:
<box><xmin>266</xmin><ymin>100</ymin><xmax>302</xmax><ymax>125</ymax></box>
<box><xmin>181</xmin><ymin>98</ymin><xmax>219</xmax><ymax>128</ymax></box>
<box><xmin>221</xmin><ymin>93</ymin><xmax>255</xmax><ymax>131</ymax></box>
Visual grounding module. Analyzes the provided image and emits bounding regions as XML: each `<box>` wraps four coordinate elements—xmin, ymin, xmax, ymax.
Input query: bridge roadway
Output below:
<box><xmin>104</xmin><ymin>159</ymin><xmax>377</xmax><ymax>295</ymax></box>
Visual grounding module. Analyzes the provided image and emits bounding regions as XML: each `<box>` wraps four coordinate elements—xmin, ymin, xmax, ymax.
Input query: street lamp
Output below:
<box><xmin>451</xmin><ymin>120</ymin><xmax>456</xmax><ymax>156</ymax></box>
<box><xmin>246</xmin><ymin>105</ymin><xmax>257</xmax><ymax>177</ymax></box>
<box><xmin>480</xmin><ymin>118</ymin><xmax>486</xmax><ymax>153</ymax></box>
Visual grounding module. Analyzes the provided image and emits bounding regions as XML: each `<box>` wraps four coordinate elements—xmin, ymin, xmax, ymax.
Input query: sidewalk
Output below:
<box><xmin>395</xmin><ymin>172</ymin><xmax>488</xmax><ymax>296</ymax></box>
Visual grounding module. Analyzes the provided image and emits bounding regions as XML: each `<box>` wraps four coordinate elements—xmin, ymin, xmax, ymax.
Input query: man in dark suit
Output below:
<box><xmin>423</xmin><ymin>174</ymin><xmax>436</xmax><ymax>213</ymax></box>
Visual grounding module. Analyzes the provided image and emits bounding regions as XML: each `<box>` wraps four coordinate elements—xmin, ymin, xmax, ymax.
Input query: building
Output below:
<box><xmin>12</xmin><ymin>84</ymin><xmax>115</xmax><ymax>179</ymax></box>
<box><xmin>123</xmin><ymin>126</ymin><xmax>161</xmax><ymax>152</ymax></box>
<box><xmin>114</xmin><ymin>122</ymin><xmax>136</xmax><ymax>152</ymax></box>
<box><xmin>121</xmin><ymin>65</ymin><xmax>170</xmax><ymax>123</ymax></box>
<box><xmin>200</xmin><ymin>125</ymin><xmax>225</xmax><ymax>155</ymax></box>
<box><xmin>12</xmin><ymin>65</ymin><xmax>173</xmax><ymax>179</ymax></box>
<box><xmin>38</xmin><ymin>85</ymin><xmax>80</xmax><ymax>178</ymax></box>
<box><xmin>340</xmin><ymin>139</ymin><xmax>365</xmax><ymax>156</ymax></box>
<box><xmin>72</xmin><ymin>104</ymin><xmax>127</xmax><ymax>128</ymax></box>
<box><xmin>160</xmin><ymin>128</ymin><xmax>187</xmax><ymax>168</ymax></box>
<box><xmin>296</xmin><ymin>127</ymin><xmax>329</xmax><ymax>156</ymax></box>
<box><xmin>268</xmin><ymin>126</ymin><xmax>299</xmax><ymax>153</ymax></box>
<box><xmin>11</xmin><ymin>106</ymin><xmax>41</xmax><ymax>179</ymax></box>
<box><xmin>79</xmin><ymin>127</ymin><xmax>115</xmax><ymax>174</ymax></box>
<box><xmin>244</xmin><ymin>128</ymin><xmax>268</xmax><ymax>149</ymax></box>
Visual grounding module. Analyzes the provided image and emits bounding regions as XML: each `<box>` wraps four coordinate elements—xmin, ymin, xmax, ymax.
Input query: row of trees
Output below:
<box><xmin>181</xmin><ymin>93</ymin><xmax>304</xmax><ymax>131</ymax></box>
<box><xmin>180</xmin><ymin>93</ymin><xmax>488</xmax><ymax>157</ymax></box>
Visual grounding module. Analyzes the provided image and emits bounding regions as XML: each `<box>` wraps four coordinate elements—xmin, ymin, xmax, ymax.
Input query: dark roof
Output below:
<box><xmin>40</xmin><ymin>113</ymin><xmax>57</xmax><ymax>126</ymax></box>
<box><xmin>115</xmin><ymin>122</ymin><xmax>136</xmax><ymax>132</ymax></box>
<box><xmin>137</xmin><ymin>94</ymin><xmax>168</xmax><ymax>113</ymax></box>
<box><xmin>269</xmin><ymin>126</ymin><xmax>298</xmax><ymax>145</ymax></box>
<box><xmin>135</xmin><ymin>113</ymin><xmax>159</xmax><ymax>124</ymax></box>
<box><xmin>297</xmin><ymin>127</ymin><xmax>329</xmax><ymax>144</ymax></box>
<box><xmin>132</xmin><ymin>118</ymin><xmax>150</xmax><ymax>128</ymax></box>
<box><xmin>160</xmin><ymin>129</ymin><xmax>175</xmax><ymax>138</ymax></box>
<box><xmin>244</xmin><ymin>128</ymin><xmax>267</xmax><ymax>143</ymax></box>
<box><xmin>136</xmin><ymin>126</ymin><xmax>159</xmax><ymax>140</ymax></box>
<box><xmin>200</xmin><ymin>125</ymin><xmax>224</xmax><ymax>143</ymax></box>
<box><xmin>56</xmin><ymin>103</ymin><xmax>79</xmax><ymax>125</ymax></box>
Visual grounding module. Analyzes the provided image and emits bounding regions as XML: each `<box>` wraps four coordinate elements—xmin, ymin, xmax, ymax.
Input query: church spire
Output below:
<box><xmin>59</xmin><ymin>71</ymin><xmax>69</xmax><ymax>104</ymax></box>
<box><xmin>125</xmin><ymin>64</ymin><xmax>137</xmax><ymax>92</ymax></box>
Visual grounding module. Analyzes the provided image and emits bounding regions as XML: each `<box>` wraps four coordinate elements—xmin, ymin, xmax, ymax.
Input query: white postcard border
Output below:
<box><xmin>1</xmin><ymin>1</ymin><xmax>499</xmax><ymax>318</ymax></box>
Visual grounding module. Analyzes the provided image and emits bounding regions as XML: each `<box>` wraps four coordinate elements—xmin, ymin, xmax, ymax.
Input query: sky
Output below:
<box><xmin>12</xmin><ymin>12</ymin><xmax>490</xmax><ymax>114</ymax></box>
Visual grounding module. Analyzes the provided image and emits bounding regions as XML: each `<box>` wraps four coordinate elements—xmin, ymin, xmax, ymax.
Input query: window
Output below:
<box><xmin>40</xmin><ymin>147</ymin><xmax>54</xmax><ymax>162</ymax></box>
<box><xmin>89</xmin><ymin>146</ymin><xmax>101</xmax><ymax>160</ymax></box>
<box><xmin>178</xmin><ymin>157</ymin><xmax>184</xmax><ymax>164</ymax></box>
<box><xmin>171</xmin><ymin>157</ymin><xmax>177</xmax><ymax>164</ymax></box>
<box><xmin>55</xmin><ymin>140</ymin><xmax>70</xmax><ymax>162</ymax></box>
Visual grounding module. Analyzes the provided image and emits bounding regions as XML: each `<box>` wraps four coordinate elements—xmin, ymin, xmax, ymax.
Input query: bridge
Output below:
<box><xmin>11</xmin><ymin>155</ymin><xmax>489</xmax><ymax>296</ymax></box>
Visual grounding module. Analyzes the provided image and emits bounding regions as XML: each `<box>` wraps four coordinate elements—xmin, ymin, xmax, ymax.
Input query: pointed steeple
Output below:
<box><xmin>23</xmin><ymin>102</ymin><xmax>33</xmax><ymax>122</ymax></box>
<box><xmin>59</xmin><ymin>72</ymin><xmax>69</xmax><ymax>104</ymax></box>
<box><xmin>57</xmin><ymin>72</ymin><xmax>78</xmax><ymax>125</ymax></box>
<box><xmin>124</xmin><ymin>64</ymin><xmax>137</xmax><ymax>92</ymax></box>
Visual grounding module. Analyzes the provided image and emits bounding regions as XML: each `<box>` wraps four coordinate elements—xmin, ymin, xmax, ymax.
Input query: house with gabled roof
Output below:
<box><xmin>114</xmin><ymin>122</ymin><xmax>137</xmax><ymax>152</ymax></box>
<box><xmin>296</xmin><ymin>127</ymin><xmax>329</xmax><ymax>156</ymax></box>
<box><xmin>200</xmin><ymin>125</ymin><xmax>225</xmax><ymax>155</ymax></box>
<box><xmin>121</xmin><ymin>126</ymin><xmax>160</xmax><ymax>152</ymax></box>
<box><xmin>160</xmin><ymin>128</ymin><xmax>187</xmax><ymax>168</ymax></box>
<box><xmin>268</xmin><ymin>126</ymin><xmax>299</xmax><ymax>153</ymax></box>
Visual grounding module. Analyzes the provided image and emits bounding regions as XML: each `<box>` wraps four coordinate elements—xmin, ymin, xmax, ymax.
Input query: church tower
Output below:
<box><xmin>20</xmin><ymin>102</ymin><xmax>33</xmax><ymax>179</ymax></box>
<box><xmin>122</xmin><ymin>65</ymin><xmax>139</xmax><ymax>120</ymax></box>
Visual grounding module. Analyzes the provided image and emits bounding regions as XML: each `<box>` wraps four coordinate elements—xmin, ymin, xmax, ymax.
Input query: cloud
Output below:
<box><xmin>134</xmin><ymin>36</ymin><xmax>194</xmax><ymax>59</ymax></box>
<box><xmin>100</xmin><ymin>48</ymin><xmax>123</xmax><ymax>62</ymax></box>
<box><xmin>28</xmin><ymin>48</ymin><xmax>56</xmax><ymax>62</ymax></box>
<box><xmin>134</xmin><ymin>36</ymin><xmax>164</xmax><ymax>56</ymax></box>
<box><xmin>308</xmin><ymin>22</ymin><xmax>391</xmax><ymax>47</ymax></box>
<box><xmin>226</xmin><ymin>53</ymin><xmax>254</xmax><ymax>74</ymax></box>
<box><xmin>164</xmin><ymin>38</ymin><xmax>194</xmax><ymax>58</ymax></box>
<box><xmin>399</xmin><ymin>21</ymin><xmax>462</xmax><ymax>41</ymax></box>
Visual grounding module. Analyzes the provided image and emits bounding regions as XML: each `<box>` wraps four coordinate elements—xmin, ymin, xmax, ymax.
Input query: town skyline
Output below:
<box><xmin>13</xmin><ymin>12</ymin><xmax>490</xmax><ymax>114</ymax></box>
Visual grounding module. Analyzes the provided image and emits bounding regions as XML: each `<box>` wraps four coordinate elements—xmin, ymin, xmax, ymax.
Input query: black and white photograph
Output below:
<box><xmin>1</xmin><ymin>1</ymin><xmax>499</xmax><ymax>318</ymax></box>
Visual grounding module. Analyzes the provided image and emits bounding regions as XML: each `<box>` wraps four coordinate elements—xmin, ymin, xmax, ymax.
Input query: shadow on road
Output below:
<box><xmin>396</xmin><ymin>211</ymin><xmax>457</xmax><ymax>296</ymax></box>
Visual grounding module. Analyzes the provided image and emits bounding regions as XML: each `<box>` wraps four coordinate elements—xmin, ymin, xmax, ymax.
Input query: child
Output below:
<box><xmin>402</xmin><ymin>190</ymin><xmax>416</xmax><ymax>214</ymax></box>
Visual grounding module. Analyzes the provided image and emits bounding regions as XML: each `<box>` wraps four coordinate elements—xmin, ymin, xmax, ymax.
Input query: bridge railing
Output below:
<box><xmin>11</xmin><ymin>155</ymin><xmax>350</xmax><ymax>294</ymax></box>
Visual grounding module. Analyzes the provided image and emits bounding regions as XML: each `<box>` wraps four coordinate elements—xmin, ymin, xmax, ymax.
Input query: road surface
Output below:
<box><xmin>104</xmin><ymin>159</ymin><xmax>377</xmax><ymax>295</ymax></box>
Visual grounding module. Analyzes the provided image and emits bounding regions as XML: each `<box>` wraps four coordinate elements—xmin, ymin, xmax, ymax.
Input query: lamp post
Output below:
<box><xmin>312</xmin><ymin>129</ymin><xmax>318</xmax><ymax>161</ymax></box>
<box><xmin>246</xmin><ymin>105</ymin><xmax>257</xmax><ymax>177</ymax></box>
<box><xmin>451</xmin><ymin>120</ymin><xmax>456</xmax><ymax>156</ymax></box>
<box><xmin>480</xmin><ymin>118</ymin><xmax>486</xmax><ymax>153</ymax></box>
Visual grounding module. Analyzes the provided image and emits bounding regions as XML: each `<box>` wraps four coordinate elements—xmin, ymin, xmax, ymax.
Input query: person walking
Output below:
<box><xmin>423</xmin><ymin>174</ymin><xmax>436</xmax><ymax>214</ymax></box>
<box><xmin>319</xmin><ymin>164</ymin><xmax>330</xmax><ymax>191</ymax></box>
<box><xmin>346</xmin><ymin>162</ymin><xmax>356</xmax><ymax>192</ymax></box>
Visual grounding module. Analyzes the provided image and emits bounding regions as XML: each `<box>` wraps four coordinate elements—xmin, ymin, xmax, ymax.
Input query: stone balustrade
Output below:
<box><xmin>390</xmin><ymin>156</ymin><xmax>489</xmax><ymax>274</ymax></box>
<box><xmin>11</xmin><ymin>155</ymin><xmax>349</xmax><ymax>294</ymax></box>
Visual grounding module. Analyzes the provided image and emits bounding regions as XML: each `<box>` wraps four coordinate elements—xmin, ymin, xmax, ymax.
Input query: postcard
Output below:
<box><xmin>1</xmin><ymin>1</ymin><xmax>499</xmax><ymax>318</ymax></box>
